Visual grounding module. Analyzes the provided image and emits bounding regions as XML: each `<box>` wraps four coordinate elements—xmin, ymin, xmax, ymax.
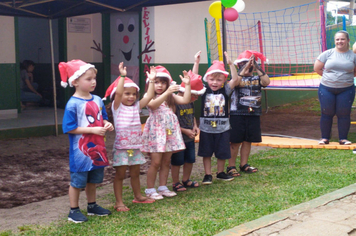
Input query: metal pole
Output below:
<box><xmin>49</xmin><ymin>19</ymin><xmax>58</xmax><ymax>136</ymax></box>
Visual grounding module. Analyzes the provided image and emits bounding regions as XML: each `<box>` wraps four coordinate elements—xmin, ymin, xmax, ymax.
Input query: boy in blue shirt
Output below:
<box><xmin>60</xmin><ymin>60</ymin><xmax>114</xmax><ymax>223</ymax></box>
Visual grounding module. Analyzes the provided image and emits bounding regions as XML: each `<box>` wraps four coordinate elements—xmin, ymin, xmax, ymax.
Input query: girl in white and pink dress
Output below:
<box><xmin>142</xmin><ymin>66</ymin><xmax>191</xmax><ymax>200</ymax></box>
<box><xmin>104</xmin><ymin>62</ymin><xmax>156</xmax><ymax>212</ymax></box>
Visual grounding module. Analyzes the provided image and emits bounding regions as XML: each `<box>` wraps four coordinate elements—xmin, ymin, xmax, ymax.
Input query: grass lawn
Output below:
<box><xmin>2</xmin><ymin>147</ymin><xmax>356</xmax><ymax>236</ymax></box>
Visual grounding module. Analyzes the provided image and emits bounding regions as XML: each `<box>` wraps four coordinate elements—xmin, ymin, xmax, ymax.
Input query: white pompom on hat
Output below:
<box><xmin>234</xmin><ymin>50</ymin><xmax>267</xmax><ymax>66</ymax></box>
<box><xmin>103</xmin><ymin>76</ymin><xmax>139</xmax><ymax>101</ymax></box>
<box><xmin>58</xmin><ymin>59</ymin><xmax>95</xmax><ymax>88</ymax></box>
<box><xmin>202</xmin><ymin>60</ymin><xmax>229</xmax><ymax>82</ymax></box>
<box><xmin>179</xmin><ymin>70</ymin><xmax>206</xmax><ymax>95</ymax></box>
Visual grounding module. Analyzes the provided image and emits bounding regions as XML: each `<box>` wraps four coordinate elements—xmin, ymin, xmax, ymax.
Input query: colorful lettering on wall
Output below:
<box><xmin>139</xmin><ymin>7</ymin><xmax>155</xmax><ymax>65</ymax></box>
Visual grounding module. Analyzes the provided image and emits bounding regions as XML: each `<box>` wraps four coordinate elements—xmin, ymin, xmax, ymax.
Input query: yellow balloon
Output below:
<box><xmin>209</xmin><ymin>1</ymin><xmax>222</xmax><ymax>19</ymax></box>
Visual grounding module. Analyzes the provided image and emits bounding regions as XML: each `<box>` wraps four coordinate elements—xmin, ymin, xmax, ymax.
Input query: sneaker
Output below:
<box><xmin>202</xmin><ymin>174</ymin><xmax>213</xmax><ymax>185</ymax></box>
<box><xmin>353</xmin><ymin>149</ymin><xmax>356</xmax><ymax>154</ymax></box>
<box><xmin>68</xmin><ymin>209</ymin><xmax>88</xmax><ymax>223</ymax></box>
<box><xmin>216</xmin><ymin>172</ymin><xmax>234</xmax><ymax>181</ymax></box>
<box><xmin>87</xmin><ymin>204</ymin><xmax>111</xmax><ymax>216</ymax></box>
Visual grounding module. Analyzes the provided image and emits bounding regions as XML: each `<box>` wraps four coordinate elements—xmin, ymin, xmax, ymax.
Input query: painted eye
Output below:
<box><xmin>87</xmin><ymin>115</ymin><xmax>95</xmax><ymax>124</ymax></box>
<box><xmin>116</xmin><ymin>19</ymin><xmax>124</xmax><ymax>32</ymax></box>
<box><xmin>128</xmin><ymin>17</ymin><xmax>135</xmax><ymax>32</ymax></box>
<box><xmin>97</xmin><ymin>111</ymin><xmax>101</xmax><ymax>121</ymax></box>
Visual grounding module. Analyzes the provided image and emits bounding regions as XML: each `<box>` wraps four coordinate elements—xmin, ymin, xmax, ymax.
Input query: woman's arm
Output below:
<box><xmin>314</xmin><ymin>59</ymin><xmax>325</xmax><ymax>76</ymax></box>
<box><xmin>24</xmin><ymin>79</ymin><xmax>42</xmax><ymax>97</ymax></box>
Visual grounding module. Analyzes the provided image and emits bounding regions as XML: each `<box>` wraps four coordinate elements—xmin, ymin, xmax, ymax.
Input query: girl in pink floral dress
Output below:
<box><xmin>104</xmin><ymin>62</ymin><xmax>156</xmax><ymax>212</ymax></box>
<box><xmin>142</xmin><ymin>66</ymin><xmax>191</xmax><ymax>200</ymax></box>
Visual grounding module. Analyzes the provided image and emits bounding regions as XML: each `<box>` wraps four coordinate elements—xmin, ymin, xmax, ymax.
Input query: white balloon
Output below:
<box><xmin>233</xmin><ymin>0</ymin><xmax>245</xmax><ymax>12</ymax></box>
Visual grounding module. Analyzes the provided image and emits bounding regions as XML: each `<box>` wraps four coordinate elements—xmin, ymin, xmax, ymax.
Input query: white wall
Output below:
<box><xmin>153</xmin><ymin>0</ymin><xmax>318</xmax><ymax>64</ymax></box>
<box><xmin>0</xmin><ymin>16</ymin><xmax>15</xmax><ymax>63</ymax></box>
<box><xmin>67</xmin><ymin>13</ymin><xmax>102</xmax><ymax>63</ymax></box>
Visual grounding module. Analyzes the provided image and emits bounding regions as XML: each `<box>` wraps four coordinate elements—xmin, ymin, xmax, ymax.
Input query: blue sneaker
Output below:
<box><xmin>87</xmin><ymin>204</ymin><xmax>111</xmax><ymax>216</ymax></box>
<box><xmin>68</xmin><ymin>209</ymin><xmax>88</xmax><ymax>223</ymax></box>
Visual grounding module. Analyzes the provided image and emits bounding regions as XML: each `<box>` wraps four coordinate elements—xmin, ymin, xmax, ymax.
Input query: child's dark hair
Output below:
<box><xmin>155</xmin><ymin>76</ymin><xmax>175</xmax><ymax>111</ymax></box>
<box><xmin>20</xmin><ymin>60</ymin><xmax>35</xmax><ymax>71</ymax></box>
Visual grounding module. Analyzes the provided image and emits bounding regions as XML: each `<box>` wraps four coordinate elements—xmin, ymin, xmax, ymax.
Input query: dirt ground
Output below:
<box><xmin>1</xmin><ymin>98</ymin><xmax>356</xmax><ymax>232</ymax></box>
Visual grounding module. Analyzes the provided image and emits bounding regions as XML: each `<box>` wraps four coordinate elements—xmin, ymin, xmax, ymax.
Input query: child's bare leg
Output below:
<box><xmin>69</xmin><ymin>185</ymin><xmax>81</xmax><ymax>208</ymax></box>
<box><xmin>171</xmin><ymin>164</ymin><xmax>181</xmax><ymax>183</ymax></box>
<box><xmin>147</xmin><ymin>153</ymin><xmax>162</xmax><ymax>189</ymax></box>
<box><xmin>203</xmin><ymin>157</ymin><xmax>212</xmax><ymax>175</ymax></box>
<box><xmin>217</xmin><ymin>159</ymin><xmax>226</xmax><ymax>173</ymax></box>
<box><xmin>113</xmin><ymin>166</ymin><xmax>127</xmax><ymax>207</ymax></box>
<box><xmin>129</xmin><ymin>165</ymin><xmax>147</xmax><ymax>201</ymax></box>
<box><xmin>158</xmin><ymin>152</ymin><xmax>173</xmax><ymax>187</ymax></box>
<box><xmin>229</xmin><ymin>142</ymin><xmax>241</xmax><ymax>167</ymax></box>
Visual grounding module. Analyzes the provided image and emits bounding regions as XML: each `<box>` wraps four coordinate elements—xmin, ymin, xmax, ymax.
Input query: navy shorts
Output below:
<box><xmin>171</xmin><ymin>141</ymin><xmax>196</xmax><ymax>166</ymax></box>
<box><xmin>198</xmin><ymin>130</ymin><xmax>231</xmax><ymax>160</ymax></box>
<box><xmin>70</xmin><ymin>168</ymin><xmax>104</xmax><ymax>189</ymax></box>
<box><xmin>230</xmin><ymin>115</ymin><xmax>262</xmax><ymax>143</ymax></box>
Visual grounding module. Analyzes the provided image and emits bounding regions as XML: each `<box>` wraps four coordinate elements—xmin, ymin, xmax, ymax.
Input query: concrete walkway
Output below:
<box><xmin>217</xmin><ymin>184</ymin><xmax>356</xmax><ymax>236</ymax></box>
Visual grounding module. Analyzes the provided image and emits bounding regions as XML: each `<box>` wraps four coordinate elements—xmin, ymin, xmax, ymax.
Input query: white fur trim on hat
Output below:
<box><xmin>202</xmin><ymin>69</ymin><xmax>229</xmax><ymax>82</ymax></box>
<box><xmin>179</xmin><ymin>86</ymin><xmax>206</xmax><ymax>95</ymax></box>
<box><xmin>234</xmin><ymin>58</ymin><xmax>249</xmax><ymax>65</ymax></box>
<box><xmin>68</xmin><ymin>63</ymin><xmax>95</xmax><ymax>87</ymax></box>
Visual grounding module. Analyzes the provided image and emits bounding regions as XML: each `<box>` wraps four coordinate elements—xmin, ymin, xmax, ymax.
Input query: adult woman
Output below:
<box><xmin>314</xmin><ymin>30</ymin><xmax>356</xmax><ymax>145</ymax></box>
<box><xmin>20</xmin><ymin>60</ymin><xmax>42</xmax><ymax>104</ymax></box>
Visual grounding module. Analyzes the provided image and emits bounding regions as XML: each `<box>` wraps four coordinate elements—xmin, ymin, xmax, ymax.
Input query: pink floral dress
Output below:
<box><xmin>141</xmin><ymin>98</ymin><xmax>185</xmax><ymax>153</ymax></box>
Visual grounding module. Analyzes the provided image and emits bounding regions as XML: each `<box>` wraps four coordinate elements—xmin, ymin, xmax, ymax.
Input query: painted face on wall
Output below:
<box><xmin>116</xmin><ymin>17</ymin><xmax>136</xmax><ymax>61</ymax></box>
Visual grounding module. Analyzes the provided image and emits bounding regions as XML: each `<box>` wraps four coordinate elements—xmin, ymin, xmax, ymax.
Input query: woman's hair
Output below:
<box><xmin>155</xmin><ymin>76</ymin><xmax>175</xmax><ymax>111</ymax></box>
<box><xmin>20</xmin><ymin>60</ymin><xmax>35</xmax><ymax>71</ymax></box>
<box><xmin>335</xmin><ymin>30</ymin><xmax>350</xmax><ymax>40</ymax></box>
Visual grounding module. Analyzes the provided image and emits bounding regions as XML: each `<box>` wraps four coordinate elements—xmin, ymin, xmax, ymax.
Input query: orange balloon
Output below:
<box><xmin>209</xmin><ymin>1</ymin><xmax>222</xmax><ymax>19</ymax></box>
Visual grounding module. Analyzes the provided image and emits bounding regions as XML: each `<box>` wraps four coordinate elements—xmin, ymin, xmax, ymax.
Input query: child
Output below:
<box><xmin>227</xmin><ymin>50</ymin><xmax>270</xmax><ymax>176</ymax></box>
<box><xmin>171</xmin><ymin>51</ymin><xmax>205</xmax><ymax>191</ymax></box>
<box><xmin>142</xmin><ymin>66</ymin><xmax>191</xmax><ymax>199</ymax></box>
<box><xmin>198</xmin><ymin>51</ymin><xmax>240</xmax><ymax>185</ymax></box>
<box><xmin>103</xmin><ymin>62</ymin><xmax>156</xmax><ymax>212</ymax></box>
<box><xmin>60</xmin><ymin>59</ymin><xmax>114</xmax><ymax>223</ymax></box>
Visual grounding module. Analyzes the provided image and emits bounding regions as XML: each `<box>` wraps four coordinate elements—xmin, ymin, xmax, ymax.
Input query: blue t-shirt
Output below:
<box><xmin>62</xmin><ymin>94</ymin><xmax>109</xmax><ymax>172</ymax></box>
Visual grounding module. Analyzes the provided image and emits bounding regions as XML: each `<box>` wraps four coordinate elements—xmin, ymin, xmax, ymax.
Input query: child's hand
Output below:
<box><xmin>194</xmin><ymin>51</ymin><xmax>201</xmax><ymax>63</ymax></box>
<box><xmin>166</xmin><ymin>84</ymin><xmax>180</xmax><ymax>94</ymax></box>
<box><xmin>91</xmin><ymin>127</ymin><xmax>108</xmax><ymax>136</ymax></box>
<box><xmin>118</xmin><ymin>62</ymin><xmax>127</xmax><ymax>76</ymax></box>
<box><xmin>179</xmin><ymin>70</ymin><xmax>191</xmax><ymax>85</ymax></box>
<box><xmin>224</xmin><ymin>51</ymin><xmax>232</xmax><ymax>65</ymax></box>
<box><xmin>104</xmin><ymin>122</ymin><xmax>114</xmax><ymax>132</ymax></box>
<box><xmin>186</xmin><ymin>129</ymin><xmax>197</xmax><ymax>139</ymax></box>
<box><xmin>146</xmin><ymin>66</ymin><xmax>157</xmax><ymax>82</ymax></box>
<box><xmin>193</xmin><ymin>126</ymin><xmax>200</xmax><ymax>136</ymax></box>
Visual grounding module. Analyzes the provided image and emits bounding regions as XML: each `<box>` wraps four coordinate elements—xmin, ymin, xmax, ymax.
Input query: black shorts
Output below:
<box><xmin>230</xmin><ymin>115</ymin><xmax>262</xmax><ymax>143</ymax></box>
<box><xmin>198</xmin><ymin>130</ymin><xmax>231</xmax><ymax>160</ymax></box>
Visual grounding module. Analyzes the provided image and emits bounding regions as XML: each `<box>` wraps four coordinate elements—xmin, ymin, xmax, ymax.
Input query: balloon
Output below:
<box><xmin>233</xmin><ymin>0</ymin><xmax>245</xmax><ymax>13</ymax></box>
<box><xmin>221</xmin><ymin>0</ymin><xmax>237</xmax><ymax>8</ymax></box>
<box><xmin>224</xmin><ymin>8</ymin><xmax>239</xmax><ymax>21</ymax></box>
<box><xmin>209</xmin><ymin>1</ymin><xmax>222</xmax><ymax>19</ymax></box>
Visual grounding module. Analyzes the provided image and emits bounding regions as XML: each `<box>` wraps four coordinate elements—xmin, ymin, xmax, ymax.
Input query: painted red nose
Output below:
<box><xmin>123</xmin><ymin>35</ymin><xmax>129</xmax><ymax>44</ymax></box>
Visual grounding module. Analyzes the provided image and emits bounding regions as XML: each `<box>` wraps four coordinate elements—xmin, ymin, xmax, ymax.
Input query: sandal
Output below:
<box><xmin>114</xmin><ymin>205</ymin><xmax>130</xmax><ymax>212</ymax></box>
<box><xmin>339</xmin><ymin>140</ymin><xmax>352</xmax><ymax>145</ymax></box>
<box><xmin>240</xmin><ymin>164</ymin><xmax>258</xmax><ymax>174</ymax></box>
<box><xmin>318</xmin><ymin>139</ymin><xmax>329</xmax><ymax>145</ymax></box>
<box><xmin>158</xmin><ymin>189</ymin><xmax>177</xmax><ymax>197</ymax></box>
<box><xmin>172</xmin><ymin>182</ymin><xmax>187</xmax><ymax>192</ymax></box>
<box><xmin>182</xmin><ymin>179</ymin><xmax>199</xmax><ymax>188</ymax></box>
<box><xmin>226</xmin><ymin>166</ymin><xmax>241</xmax><ymax>177</ymax></box>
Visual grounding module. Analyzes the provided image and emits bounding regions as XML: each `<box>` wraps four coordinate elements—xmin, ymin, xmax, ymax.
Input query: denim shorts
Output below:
<box><xmin>171</xmin><ymin>141</ymin><xmax>196</xmax><ymax>166</ymax></box>
<box><xmin>70</xmin><ymin>168</ymin><xmax>104</xmax><ymax>189</ymax></box>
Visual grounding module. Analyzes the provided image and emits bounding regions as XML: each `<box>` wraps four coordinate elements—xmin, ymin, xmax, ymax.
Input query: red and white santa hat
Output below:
<box><xmin>202</xmin><ymin>60</ymin><xmax>229</xmax><ymax>82</ymax></box>
<box><xmin>103</xmin><ymin>77</ymin><xmax>140</xmax><ymax>101</ymax></box>
<box><xmin>179</xmin><ymin>70</ymin><xmax>206</xmax><ymax>95</ymax></box>
<box><xmin>58</xmin><ymin>59</ymin><xmax>95</xmax><ymax>88</ymax></box>
<box><xmin>234</xmin><ymin>50</ymin><xmax>267</xmax><ymax>66</ymax></box>
<box><xmin>146</xmin><ymin>65</ymin><xmax>173</xmax><ymax>84</ymax></box>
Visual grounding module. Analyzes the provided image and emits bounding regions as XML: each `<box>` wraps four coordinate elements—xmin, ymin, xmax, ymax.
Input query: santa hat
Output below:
<box><xmin>234</xmin><ymin>50</ymin><xmax>267</xmax><ymax>65</ymax></box>
<box><xmin>58</xmin><ymin>59</ymin><xmax>95</xmax><ymax>88</ymax></box>
<box><xmin>179</xmin><ymin>70</ymin><xmax>206</xmax><ymax>95</ymax></box>
<box><xmin>103</xmin><ymin>77</ymin><xmax>140</xmax><ymax>101</ymax></box>
<box><xmin>146</xmin><ymin>65</ymin><xmax>173</xmax><ymax>83</ymax></box>
<box><xmin>202</xmin><ymin>60</ymin><xmax>229</xmax><ymax>82</ymax></box>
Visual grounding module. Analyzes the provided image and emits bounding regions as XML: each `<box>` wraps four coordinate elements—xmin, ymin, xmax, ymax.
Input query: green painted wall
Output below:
<box><xmin>0</xmin><ymin>63</ymin><xmax>18</xmax><ymax>110</ymax></box>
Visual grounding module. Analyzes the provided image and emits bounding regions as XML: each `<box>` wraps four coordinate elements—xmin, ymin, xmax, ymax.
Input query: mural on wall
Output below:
<box><xmin>110</xmin><ymin>12</ymin><xmax>140</xmax><ymax>84</ymax></box>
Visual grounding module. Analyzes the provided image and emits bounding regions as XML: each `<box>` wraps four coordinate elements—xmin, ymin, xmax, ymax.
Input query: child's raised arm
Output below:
<box><xmin>113</xmin><ymin>62</ymin><xmax>127</xmax><ymax>110</ymax></box>
<box><xmin>225</xmin><ymin>51</ymin><xmax>240</xmax><ymax>89</ymax></box>
<box><xmin>192</xmin><ymin>51</ymin><xmax>201</xmax><ymax>74</ymax></box>
<box><xmin>147</xmin><ymin>83</ymin><xmax>180</xmax><ymax>110</ymax></box>
<box><xmin>173</xmin><ymin>70</ymin><xmax>191</xmax><ymax>105</ymax></box>
<box><xmin>254</xmin><ymin>60</ymin><xmax>270</xmax><ymax>87</ymax></box>
<box><xmin>140</xmin><ymin>66</ymin><xmax>156</xmax><ymax>109</ymax></box>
